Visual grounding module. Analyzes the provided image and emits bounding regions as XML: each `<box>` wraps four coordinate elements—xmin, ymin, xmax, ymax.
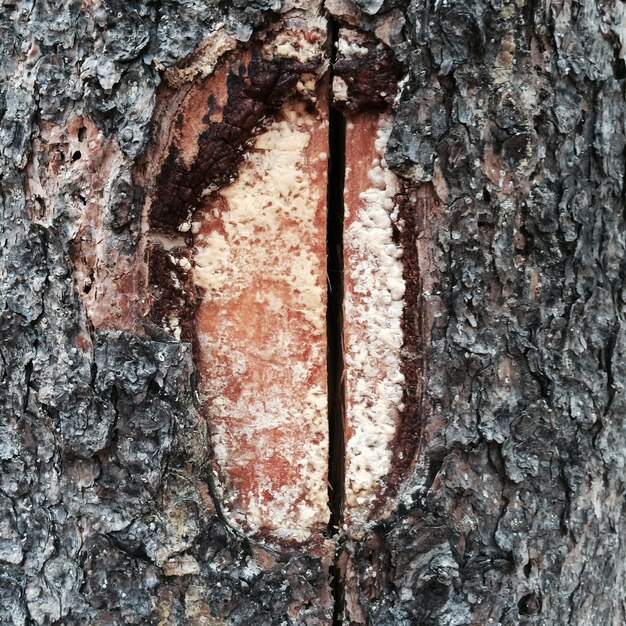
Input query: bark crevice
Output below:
<box><xmin>327</xmin><ymin>17</ymin><xmax>347</xmax><ymax>625</ymax></box>
<box><xmin>326</xmin><ymin>18</ymin><xmax>347</xmax><ymax>537</ymax></box>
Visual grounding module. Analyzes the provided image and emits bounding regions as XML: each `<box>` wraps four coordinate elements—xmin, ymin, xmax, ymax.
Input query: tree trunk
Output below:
<box><xmin>1</xmin><ymin>1</ymin><xmax>625</xmax><ymax>625</ymax></box>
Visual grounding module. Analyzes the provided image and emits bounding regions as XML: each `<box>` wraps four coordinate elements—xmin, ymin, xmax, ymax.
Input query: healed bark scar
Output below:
<box><xmin>141</xmin><ymin>20</ymin><xmax>425</xmax><ymax>542</ymax></box>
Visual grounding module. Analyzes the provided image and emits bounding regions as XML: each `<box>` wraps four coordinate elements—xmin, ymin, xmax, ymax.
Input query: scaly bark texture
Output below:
<box><xmin>338</xmin><ymin>1</ymin><xmax>626</xmax><ymax>625</ymax></box>
<box><xmin>1</xmin><ymin>1</ymin><xmax>626</xmax><ymax>625</ymax></box>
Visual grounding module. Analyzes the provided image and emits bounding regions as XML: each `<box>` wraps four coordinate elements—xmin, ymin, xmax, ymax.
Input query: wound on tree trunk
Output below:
<box><xmin>6</xmin><ymin>1</ymin><xmax>626</xmax><ymax>624</ymax></box>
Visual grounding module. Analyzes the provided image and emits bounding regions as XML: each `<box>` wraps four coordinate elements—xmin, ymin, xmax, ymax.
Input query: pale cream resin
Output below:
<box><xmin>193</xmin><ymin>103</ymin><xmax>329</xmax><ymax>541</ymax></box>
<box><xmin>343</xmin><ymin>113</ymin><xmax>405</xmax><ymax>530</ymax></box>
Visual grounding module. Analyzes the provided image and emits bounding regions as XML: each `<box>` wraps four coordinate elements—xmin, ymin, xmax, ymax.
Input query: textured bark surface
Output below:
<box><xmin>2</xmin><ymin>1</ymin><xmax>626</xmax><ymax>625</ymax></box>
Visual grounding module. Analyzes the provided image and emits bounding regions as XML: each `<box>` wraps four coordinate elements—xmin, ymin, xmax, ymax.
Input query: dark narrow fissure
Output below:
<box><xmin>327</xmin><ymin>22</ymin><xmax>346</xmax><ymax>535</ymax></box>
<box><xmin>327</xmin><ymin>17</ymin><xmax>346</xmax><ymax>626</ymax></box>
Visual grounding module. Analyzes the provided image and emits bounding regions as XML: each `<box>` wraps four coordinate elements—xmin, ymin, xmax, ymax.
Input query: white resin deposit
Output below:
<box><xmin>193</xmin><ymin>103</ymin><xmax>330</xmax><ymax>541</ymax></box>
<box><xmin>343</xmin><ymin>113</ymin><xmax>405</xmax><ymax>530</ymax></box>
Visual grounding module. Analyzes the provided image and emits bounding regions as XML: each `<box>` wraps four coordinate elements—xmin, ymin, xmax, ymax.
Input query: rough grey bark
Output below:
<box><xmin>1</xmin><ymin>1</ymin><xmax>625</xmax><ymax>625</ymax></box>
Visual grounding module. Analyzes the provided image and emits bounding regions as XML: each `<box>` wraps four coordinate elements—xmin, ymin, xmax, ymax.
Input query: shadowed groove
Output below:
<box><xmin>327</xmin><ymin>16</ymin><xmax>346</xmax><ymax>626</ymax></box>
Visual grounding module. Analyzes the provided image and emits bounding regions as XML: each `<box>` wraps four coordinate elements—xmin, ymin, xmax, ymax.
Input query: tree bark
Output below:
<box><xmin>1</xmin><ymin>1</ymin><xmax>626</xmax><ymax>625</ymax></box>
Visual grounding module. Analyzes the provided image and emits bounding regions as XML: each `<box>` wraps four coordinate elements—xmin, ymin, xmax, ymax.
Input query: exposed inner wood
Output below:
<box><xmin>342</xmin><ymin>112</ymin><xmax>405</xmax><ymax>530</ymax></box>
<box><xmin>193</xmin><ymin>96</ymin><xmax>330</xmax><ymax>541</ymax></box>
<box><xmin>143</xmin><ymin>20</ymin><xmax>410</xmax><ymax>543</ymax></box>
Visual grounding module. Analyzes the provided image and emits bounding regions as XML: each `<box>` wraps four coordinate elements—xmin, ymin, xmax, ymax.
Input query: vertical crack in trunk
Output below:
<box><xmin>327</xmin><ymin>17</ymin><xmax>346</xmax><ymax>626</ymax></box>
<box><xmin>327</xmin><ymin>19</ymin><xmax>346</xmax><ymax>535</ymax></box>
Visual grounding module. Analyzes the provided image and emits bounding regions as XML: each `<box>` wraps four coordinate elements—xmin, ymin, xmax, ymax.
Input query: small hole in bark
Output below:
<box><xmin>148</xmin><ymin>378</ymin><xmax>162</xmax><ymax>395</ymax></box>
<box><xmin>78</xmin><ymin>126</ymin><xmax>87</xmax><ymax>141</ymax></box>
<box><xmin>523</xmin><ymin>561</ymin><xmax>532</xmax><ymax>577</ymax></box>
<box><xmin>518</xmin><ymin>592</ymin><xmax>541</xmax><ymax>615</ymax></box>
<box><xmin>72</xmin><ymin>150</ymin><xmax>82</xmax><ymax>161</ymax></box>
<box><xmin>483</xmin><ymin>187</ymin><xmax>491</xmax><ymax>203</ymax></box>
